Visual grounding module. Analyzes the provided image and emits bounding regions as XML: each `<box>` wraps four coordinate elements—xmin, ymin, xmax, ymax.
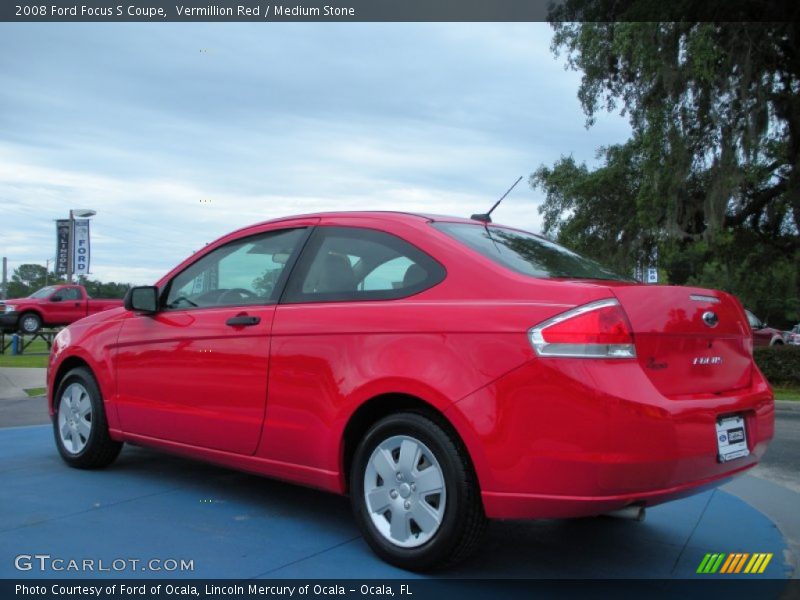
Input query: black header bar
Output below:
<box><xmin>3</xmin><ymin>579</ymin><xmax>797</xmax><ymax>600</ymax></box>
<box><xmin>2</xmin><ymin>0</ymin><xmax>799</xmax><ymax>23</ymax></box>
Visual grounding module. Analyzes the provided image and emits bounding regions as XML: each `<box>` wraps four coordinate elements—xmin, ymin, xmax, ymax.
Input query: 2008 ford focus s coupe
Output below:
<box><xmin>48</xmin><ymin>211</ymin><xmax>774</xmax><ymax>570</ymax></box>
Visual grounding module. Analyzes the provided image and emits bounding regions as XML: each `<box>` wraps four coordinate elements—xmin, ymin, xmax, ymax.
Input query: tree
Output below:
<box><xmin>252</xmin><ymin>268</ymin><xmax>282</xmax><ymax>298</ymax></box>
<box><xmin>533</xmin><ymin>139</ymin><xmax>657</xmax><ymax>275</ymax></box>
<box><xmin>76</xmin><ymin>276</ymin><xmax>131</xmax><ymax>299</ymax></box>
<box><xmin>12</xmin><ymin>264</ymin><xmax>47</xmax><ymax>288</ymax></box>
<box><xmin>8</xmin><ymin>264</ymin><xmax>53</xmax><ymax>297</ymax></box>
<box><xmin>531</xmin><ymin>8</ymin><xmax>800</xmax><ymax>327</ymax></box>
<box><xmin>5</xmin><ymin>267</ymin><xmax>129</xmax><ymax>300</ymax></box>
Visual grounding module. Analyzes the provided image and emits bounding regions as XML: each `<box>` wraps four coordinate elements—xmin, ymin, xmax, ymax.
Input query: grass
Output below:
<box><xmin>0</xmin><ymin>337</ymin><xmax>50</xmax><ymax>368</ymax></box>
<box><xmin>0</xmin><ymin>354</ymin><xmax>49</xmax><ymax>368</ymax></box>
<box><xmin>773</xmin><ymin>387</ymin><xmax>800</xmax><ymax>401</ymax></box>
<box><xmin>24</xmin><ymin>387</ymin><xmax>47</xmax><ymax>397</ymax></box>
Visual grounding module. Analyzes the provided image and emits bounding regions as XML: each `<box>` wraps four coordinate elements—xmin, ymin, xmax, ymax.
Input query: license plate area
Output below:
<box><xmin>716</xmin><ymin>415</ymin><xmax>749</xmax><ymax>463</ymax></box>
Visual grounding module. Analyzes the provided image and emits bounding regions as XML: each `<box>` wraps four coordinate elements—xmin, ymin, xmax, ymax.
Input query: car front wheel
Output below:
<box><xmin>19</xmin><ymin>312</ymin><xmax>42</xmax><ymax>334</ymax></box>
<box><xmin>350</xmin><ymin>412</ymin><xmax>487</xmax><ymax>571</ymax></box>
<box><xmin>54</xmin><ymin>367</ymin><xmax>122</xmax><ymax>469</ymax></box>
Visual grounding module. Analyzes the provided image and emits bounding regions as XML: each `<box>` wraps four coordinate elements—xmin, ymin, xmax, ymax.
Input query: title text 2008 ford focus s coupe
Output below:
<box><xmin>48</xmin><ymin>212</ymin><xmax>773</xmax><ymax>570</ymax></box>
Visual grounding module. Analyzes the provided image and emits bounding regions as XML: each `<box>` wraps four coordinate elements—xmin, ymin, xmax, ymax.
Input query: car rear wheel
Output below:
<box><xmin>54</xmin><ymin>367</ymin><xmax>122</xmax><ymax>469</ymax></box>
<box><xmin>350</xmin><ymin>412</ymin><xmax>487</xmax><ymax>571</ymax></box>
<box><xmin>19</xmin><ymin>312</ymin><xmax>42</xmax><ymax>334</ymax></box>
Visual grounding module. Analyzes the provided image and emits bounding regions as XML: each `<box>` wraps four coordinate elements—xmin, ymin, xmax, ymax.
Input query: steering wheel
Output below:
<box><xmin>216</xmin><ymin>288</ymin><xmax>259</xmax><ymax>305</ymax></box>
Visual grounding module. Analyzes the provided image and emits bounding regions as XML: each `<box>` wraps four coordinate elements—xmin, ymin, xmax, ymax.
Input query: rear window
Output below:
<box><xmin>432</xmin><ymin>222</ymin><xmax>627</xmax><ymax>281</ymax></box>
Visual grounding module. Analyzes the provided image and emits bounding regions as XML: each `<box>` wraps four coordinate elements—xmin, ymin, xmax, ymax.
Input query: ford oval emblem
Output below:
<box><xmin>702</xmin><ymin>311</ymin><xmax>719</xmax><ymax>328</ymax></box>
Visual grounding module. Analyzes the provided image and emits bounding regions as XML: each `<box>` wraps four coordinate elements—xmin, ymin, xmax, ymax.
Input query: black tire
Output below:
<box><xmin>18</xmin><ymin>312</ymin><xmax>42</xmax><ymax>334</ymax></box>
<box><xmin>53</xmin><ymin>367</ymin><xmax>122</xmax><ymax>469</ymax></box>
<box><xmin>350</xmin><ymin>412</ymin><xmax>487</xmax><ymax>571</ymax></box>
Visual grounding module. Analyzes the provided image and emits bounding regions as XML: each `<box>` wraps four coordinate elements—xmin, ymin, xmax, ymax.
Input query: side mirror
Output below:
<box><xmin>50</xmin><ymin>295</ymin><xmax>63</xmax><ymax>302</ymax></box>
<box><xmin>124</xmin><ymin>286</ymin><xmax>159</xmax><ymax>313</ymax></box>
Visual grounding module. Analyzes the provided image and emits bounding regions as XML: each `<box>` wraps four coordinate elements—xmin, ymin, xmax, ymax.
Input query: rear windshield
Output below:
<box><xmin>432</xmin><ymin>222</ymin><xmax>627</xmax><ymax>281</ymax></box>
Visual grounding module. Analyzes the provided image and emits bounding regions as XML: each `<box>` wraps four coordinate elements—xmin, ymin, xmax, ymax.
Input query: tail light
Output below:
<box><xmin>529</xmin><ymin>299</ymin><xmax>636</xmax><ymax>358</ymax></box>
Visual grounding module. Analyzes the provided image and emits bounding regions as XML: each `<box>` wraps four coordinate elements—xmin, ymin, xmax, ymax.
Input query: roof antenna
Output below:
<box><xmin>471</xmin><ymin>176</ymin><xmax>523</xmax><ymax>223</ymax></box>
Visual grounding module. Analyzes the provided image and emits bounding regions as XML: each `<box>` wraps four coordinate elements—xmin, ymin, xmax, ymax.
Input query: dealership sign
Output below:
<box><xmin>72</xmin><ymin>219</ymin><xmax>91</xmax><ymax>276</ymax></box>
<box><xmin>55</xmin><ymin>219</ymin><xmax>70</xmax><ymax>275</ymax></box>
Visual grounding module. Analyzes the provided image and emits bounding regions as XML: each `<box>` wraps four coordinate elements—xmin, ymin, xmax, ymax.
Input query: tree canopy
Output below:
<box><xmin>532</xmin><ymin>10</ymin><xmax>800</xmax><ymax>327</ymax></box>
<box><xmin>3</xmin><ymin>264</ymin><xmax>130</xmax><ymax>299</ymax></box>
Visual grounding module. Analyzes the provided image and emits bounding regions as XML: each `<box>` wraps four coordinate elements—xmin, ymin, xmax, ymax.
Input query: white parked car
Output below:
<box><xmin>785</xmin><ymin>324</ymin><xmax>800</xmax><ymax>346</ymax></box>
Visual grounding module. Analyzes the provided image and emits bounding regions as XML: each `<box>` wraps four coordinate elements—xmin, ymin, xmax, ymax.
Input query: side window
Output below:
<box><xmin>164</xmin><ymin>228</ymin><xmax>306</xmax><ymax>310</ymax></box>
<box><xmin>361</xmin><ymin>256</ymin><xmax>415</xmax><ymax>291</ymax></box>
<box><xmin>746</xmin><ymin>310</ymin><xmax>760</xmax><ymax>329</ymax></box>
<box><xmin>55</xmin><ymin>287</ymin><xmax>81</xmax><ymax>300</ymax></box>
<box><xmin>284</xmin><ymin>227</ymin><xmax>445</xmax><ymax>303</ymax></box>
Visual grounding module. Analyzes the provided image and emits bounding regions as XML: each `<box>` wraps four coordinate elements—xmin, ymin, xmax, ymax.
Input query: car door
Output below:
<box><xmin>114</xmin><ymin>226</ymin><xmax>311</xmax><ymax>454</ymax></box>
<box><xmin>745</xmin><ymin>310</ymin><xmax>771</xmax><ymax>347</ymax></box>
<box><xmin>49</xmin><ymin>286</ymin><xmax>85</xmax><ymax>324</ymax></box>
<box><xmin>264</xmin><ymin>225</ymin><xmax>446</xmax><ymax>469</ymax></box>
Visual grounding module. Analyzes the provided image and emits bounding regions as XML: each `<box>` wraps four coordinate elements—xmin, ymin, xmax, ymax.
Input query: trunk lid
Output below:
<box><xmin>612</xmin><ymin>285</ymin><xmax>752</xmax><ymax>396</ymax></box>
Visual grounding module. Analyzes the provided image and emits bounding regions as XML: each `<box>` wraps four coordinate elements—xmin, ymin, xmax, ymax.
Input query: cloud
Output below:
<box><xmin>0</xmin><ymin>22</ymin><xmax>630</xmax><ymax>285</ymax></box>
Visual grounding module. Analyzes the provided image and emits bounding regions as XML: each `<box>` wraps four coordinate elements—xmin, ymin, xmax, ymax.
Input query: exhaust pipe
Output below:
<box><xmin>603</xmin><ymin>505</ymin><xmax>646</xmax><ymax>522</ymax></box>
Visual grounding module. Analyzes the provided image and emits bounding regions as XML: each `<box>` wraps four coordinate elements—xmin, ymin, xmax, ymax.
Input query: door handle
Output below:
<box><xmin>226</xmin><ymin>315</ymin><xmax>260</xmax><ymax>327</ymax></box>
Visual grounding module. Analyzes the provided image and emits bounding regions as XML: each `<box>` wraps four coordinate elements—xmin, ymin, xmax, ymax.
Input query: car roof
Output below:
<box><xmin>271</xmin><ymin>210</ymin><xmax>478</xmax><ymax>224</ymax></box>
<box><xmin>227</xmin><ymin>211</ymin><xmax>482</xmax><ymax>237</ymax></box>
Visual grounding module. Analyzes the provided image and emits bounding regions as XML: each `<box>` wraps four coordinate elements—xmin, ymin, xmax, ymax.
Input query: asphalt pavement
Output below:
<box><xmin>724</xmin><ymin>402</ymin><xmax>800</xmax><ymax>579</ymax></box>
<box><xmin>0</xmin><ymin>367</ymin><xmax>46</xmax><ymax>400</ymax></box>
<box><xmin>749</xmin><ymin>403</ymin><xmax>800</xmax><ymax>494</ymax></box>
<box><xmin>0</xmin><ymin>425</ymin><xmax>790</xmax><ymax>579</ymax></box>
<box><xmin>0</xmin><ymin>367</ymin><xmax>47</xmax><ymax>427</ymax></box>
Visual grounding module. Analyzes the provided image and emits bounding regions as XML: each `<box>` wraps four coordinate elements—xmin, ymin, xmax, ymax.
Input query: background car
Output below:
<box><xmin>745</xmin><ymin>309</ymin><xmax>785</xmax><ymax>346</ymax></box>
<box><xmin>785</xmin><ymin>324</ymin><xmax>800</xmax><ymax>346</ymax></box>
<box><xmin>0</xmin><ymin>284</ymin><xmax>122</xmax><ymax>334</ymax></box>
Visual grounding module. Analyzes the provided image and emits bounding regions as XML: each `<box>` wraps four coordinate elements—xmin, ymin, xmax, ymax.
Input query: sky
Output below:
<box><xmin>0</xmin><ymin>22</ymin><xmax>631</xmax><ymax>285</ymax></box>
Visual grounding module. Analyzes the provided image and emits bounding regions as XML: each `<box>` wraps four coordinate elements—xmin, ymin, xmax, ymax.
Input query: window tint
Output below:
<box><xmin>283</xmin><ymin>227</ymin><xmax>445</xmax><ymax>303</ymax></box>
<box><xmin>60</xmin><ymin>287</ymin><xmax>82</xmax><ymax>300</ymax></box>
<box><xmin>165</xmin><ymin>228</ymin><xmax>305</xmax><ymax>310</ymax></box>
<box><xmin>361</xmin><ymin>256</ymin><xmax>415</xmax><ymax>291</ymax></box>
<box><xmin>432</xmin><ymin>222</ymin><xmax>628</xmax><ymax>281</ymax></box>
<box><xmin>31</xmin><ymin>287</ymin><xmax>56</xmax><ymax>299</ymax></box>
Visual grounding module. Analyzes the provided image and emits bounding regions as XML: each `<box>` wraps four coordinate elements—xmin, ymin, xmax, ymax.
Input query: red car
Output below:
<box><xmin>745</xmin><ymin>309</ymin><xmax>786</xmax><ymax>347</ymax></box>
<box><xmin>0</xmin><ymin>284</ymin><xmax>122</xmax><ymax>334</ymax></box>
<box><xmin>47</xmin><ymin>212</ymin><xmax>774</xmax><ymax>570</ymax></box>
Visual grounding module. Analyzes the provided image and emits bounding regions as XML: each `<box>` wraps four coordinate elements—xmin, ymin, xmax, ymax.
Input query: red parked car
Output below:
<box><xmin>47</xmin><ymin>212</ymin><xmax>774</xmax><ymax>570</ymax></box>
<box><xmin>0</xmin><ymin>285</ymin><xmax>122</xmax><ymax>334</ymax></box>
<box><xmin>745</xmin><ymin>309</ymin><xmax>785</xmax><ymax>347</ymax></box>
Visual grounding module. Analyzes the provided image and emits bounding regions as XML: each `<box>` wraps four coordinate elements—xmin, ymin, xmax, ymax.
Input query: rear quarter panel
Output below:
<box><xmin>264</xmin><ymin>302</ymin><xmax>540</xmax><ymax>487</ymax></box>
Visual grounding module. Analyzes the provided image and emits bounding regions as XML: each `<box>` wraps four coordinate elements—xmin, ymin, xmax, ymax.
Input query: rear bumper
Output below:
<box><xmin>481</xmin><ymin>461</ymin><xmax>754</xmax><ymax>519</ymax></box>
<box><xmin>446</xmin><ymin>358</ymin><xmax>774</xmax><ymax>520</ymax></box>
